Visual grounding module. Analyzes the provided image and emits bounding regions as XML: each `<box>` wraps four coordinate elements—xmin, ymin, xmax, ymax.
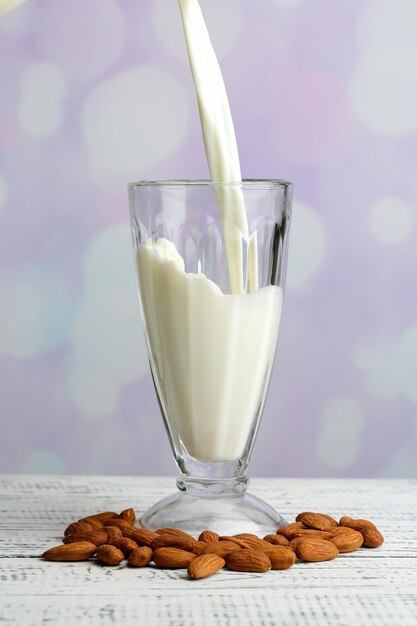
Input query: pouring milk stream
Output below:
<box><xmin>136</xmin><ymin>0</ymin><xmax>283</xmax><ymax>461</ymax></box>
<box><xmin>178</xmin><ymin>0</ymin><xmax>256</xmax><ymax>294</ymax></box>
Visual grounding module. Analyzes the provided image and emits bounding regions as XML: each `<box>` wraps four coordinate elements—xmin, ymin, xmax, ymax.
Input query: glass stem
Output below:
<box><xmin>176</xmin><ymin>476</ymin><xmax>248</xmax><ymax>498</ymax></box>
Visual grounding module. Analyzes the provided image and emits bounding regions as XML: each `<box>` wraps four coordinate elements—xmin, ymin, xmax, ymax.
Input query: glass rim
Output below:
<box><xmin>128</xmin><ymin>178</ymin><xmax>293</xmax><ymax>190</ymax></box>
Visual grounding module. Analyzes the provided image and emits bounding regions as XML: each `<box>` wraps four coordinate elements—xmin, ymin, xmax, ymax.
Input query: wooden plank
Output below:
<box><xmin>1</xmin><ymin>592</ymin><xmax>417</xmax><ymax>626</ymax></box>
<box><xmin>0</xmin><ymin>476</ymin><xmax>416</xmax><ymax>625</ymax></box>
<box><xmin>0</xmin><ymin>558</ymin><xmax>416</xmax><ymax>590</ymax></box>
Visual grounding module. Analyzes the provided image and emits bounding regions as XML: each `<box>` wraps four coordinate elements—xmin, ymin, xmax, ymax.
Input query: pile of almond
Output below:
<box><xmin>42</xmin><ymin>509</ymin><xmax>384</xmax><ymax>580</ymax></box>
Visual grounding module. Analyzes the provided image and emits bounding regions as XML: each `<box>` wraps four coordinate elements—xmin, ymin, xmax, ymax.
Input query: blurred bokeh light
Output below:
<box><xmin>0</xmin><ymin>0</ymin><xmax>416</xmax><ymax>477</ymax></box>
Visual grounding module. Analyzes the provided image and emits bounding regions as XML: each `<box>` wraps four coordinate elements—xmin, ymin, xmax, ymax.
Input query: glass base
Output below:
<box><xmin>140</xmin><ymin>478</ymin><xmax>288</xmax><ymax>536</ymax></box>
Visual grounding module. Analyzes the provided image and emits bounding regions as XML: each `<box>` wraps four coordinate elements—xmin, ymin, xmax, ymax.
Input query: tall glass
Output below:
<box><xmin>129</xmin><ymin>180</ymin><xmax>292</xmax><ymax>534</ymax></box>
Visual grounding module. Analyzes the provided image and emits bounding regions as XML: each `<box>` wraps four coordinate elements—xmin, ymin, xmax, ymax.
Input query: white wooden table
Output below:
<box><xmin>0</xmin><ymin>475</ymin><xmax>416</xmax><ymax>626</ymax></box>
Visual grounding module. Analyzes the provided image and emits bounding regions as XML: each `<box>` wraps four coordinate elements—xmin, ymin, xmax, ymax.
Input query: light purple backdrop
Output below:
<box><xmin>0</xmin><ymin>0</ymin><xmax>416</xmax><ymax>478</ymax></box>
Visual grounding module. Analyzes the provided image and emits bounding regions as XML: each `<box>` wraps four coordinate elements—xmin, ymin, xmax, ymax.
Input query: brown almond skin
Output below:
<box><xmin>339</xmin><ymin>516</ymin><xmax>377</xmax><ymax>531</ymax></box>
<box><xmin>198</xmin><ymin>530</ymin><xmax>219</xmax><ymax>543</ymax></box>
<box><xmin>152</xmin><ymin>534</ymin><xmax>196</xmax><ymax>551</ymax></box>
<box><xmin>361</xmin><ymin>528</ymin><xmax>384</xmax><ymax>548</ymax></box>
<box><xmin>264</xmin><ymin>534</ymin><xmax>290</xmax><ymax>546</ymax></box>
<box><xmin>79</xmin><ymin>517</ymin><xmax>103</xmax><ymax>531</ymax></box>
<box><xmin>238</xmin><ymin>538</ymin><xmax>276</xmax><ymax>553</ymax></box>
<box><xmin>297</xmin><ymin>539</ymin><xmax>339</xmax><ymax>562</ymax></box>
<box><xmin>263</xmin><ymin>546</ymin><xmax>296</xmax><ymax>570</ymax></box>
<box><xmin>331</xmin><ymin>526</ymin><xmax>358</xmax><ymax>536</ymax></box>
<box><xmin>79</xmin><ymin>512</ymin><xmax>118</xmax><ymax>524</ymax></box>
<box><xmin>64</xmin><ymin>521</ymin><xmax>94</xmax><ymax>537</ymax></box>
<box><xmin>104</xmin><ymin>518</ymin><xmax>134</xmax><ymax>533</ymax></box>
<box><xmin>131</xmin><ymin>528</ymin><xmax>159</xmax><ymax>547</ymax></box>
<box><xmin>118</xmin><ymin>508</ymin><xmax>136</xmax><ymax>525</ymax></box>
<box><xmin>277</xmin><ymin>522</ymin><xmax>303</xmax><ymax>538</ymax></box>
<box><xmin>192</xmin><ymin>541</ymin><xmax>208</xmax><ymax>555</ymax></box>
<box><xmin>286</xmin><ymin>528</ymin><xmax>334</xmax><ymax>541</ymax></box>
<box><xmin>296</xmin><ymin>512</ymin><xmax>338</xmax><ymax>528</ymax></box>
<box><xmin>289</xmin><ymin>536</ymin><xmax>317</xmax><ymax>552</ymax></box>
<box><xmin>226</xmin><ymin>549</ymin><xmax>271</xmax><ymax>573</ymax></box>
<box><xmin>156</xmin><ymin>528</ymin><xmax>196</xmax><ymax>542</ymax></box>
<box><xmin>105</xmin><ymin>526</ymin><xmax>123</xmax><ymax>543</ymax></box>
<box><xmin>188</xmin><ymin>554</ymin><xmax>225</xmax><ymax>579</ymax></box>
<box><xmin>96</xmin><ymin>544</ymin><xmax>124</xmax><ymax>565</ymax></box>
<box><xmin>153</xmin><ymin>547</ymin><xmax>196</xmax><ymax>569</ymax></box>
<box><xmin>64</xmin><ymin>530</ymin><xmax>109</xmax><ymax>547</ymax></box>
<box><xmin>42</xmin><ymin>541</ymin><xmax>96</xmax><ymax>562</ymax></box>
<box><xmin>296</xmin><ymin>512</ymin><xmax>335</xmax><ymax>531</ymax></box>
<box><xmin>202</xmin><ymin>541</ymin><xmax>240</xmax><ymax>559</ymax></box>
<box><xmin>112</xmin><ymin>537</ymin><xmax>138</xmax><ymax>556</ymax></box>
<box><xmin>330</xmin><ymin>529</ymin><xmax>363</xmax><ymax>553</ymax></box>
<box><xmin>219</xmin><ymin>536</ymin><xmax>251</xmax><ymax>549</ymax></box>
<box><xmin>221</xmin><ymin>536</ymin><xmax>275</xmax><ymax>553</ymax></box>
<box><xmin>234</xmin><ymin>533</ymin><xmax>263</xmax><ymax>541</ymax></box>
<box><xmin>128</xmin><ymin>546</ymin><xmax>153</xmax><ymax>567</ymax></box>
<box><xmin>232</xmin><ymin>534</ymin><xmax>273</xmax><ymax>550</ymax></box>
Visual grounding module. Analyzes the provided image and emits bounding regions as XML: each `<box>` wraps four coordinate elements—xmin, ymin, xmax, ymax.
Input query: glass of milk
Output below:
<box><xmin>129</xmin><ymin>179</ymin><xmax>292</xmax><ymax>534</ymax></box>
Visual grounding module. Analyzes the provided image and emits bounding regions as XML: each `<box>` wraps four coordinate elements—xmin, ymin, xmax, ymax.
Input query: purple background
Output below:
<box><xmin>0</xmin><ymin>0</ymin><xmax>416</xmax><ymax>478</ymax></box>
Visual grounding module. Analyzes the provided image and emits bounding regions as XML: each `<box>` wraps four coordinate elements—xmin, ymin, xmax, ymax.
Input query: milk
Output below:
<box><xmin>178</xmin><ymin>0</ymin><xmax>258</xmax><ymax>294</ymax></box>
<box><xmin>134</xmin><ymin>0</ymin><xmax>284</xmax><ymax>462</ymax></box>
<box><xmin>137</xmin><ymin>240</ymin><xmax>282</xmax><ymax>461</ymax></box>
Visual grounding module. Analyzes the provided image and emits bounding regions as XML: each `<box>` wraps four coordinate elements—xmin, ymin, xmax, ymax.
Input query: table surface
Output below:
<box><xmin>0</xmin><ymin>475</ymin><xmax>416</xmax><ymax>626</ymax></box>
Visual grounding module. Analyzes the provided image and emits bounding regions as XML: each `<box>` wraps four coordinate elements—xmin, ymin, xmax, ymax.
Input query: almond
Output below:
<box><xmin>128</xmin><ymin>546</ymin><xmax>153</xmax><ymax>567</ymax></box>
<box><xmin>202</xmin><ymin>541</ymin><xmax>240</xmax><ymax>559</ymax></box>
<box><xmin>263</xmin><ymin>546</ymin><xmax>296</xmax><ymax>570</ymax></box>
<box><xmin>152</xmin><ymin>533</ymin><xmax>196</xmax><ymax>551</ymax></box>
<box><xmin>79</xmin><ymin>512</ymin><xmax>118</xmax><ymax>524</ymax></box>
<box><xmin>238</xmin><ymin>538</ymin><xmax>276</xmax><ymax>553</ymax></box>
<box><xmin>296</xmin><ymin>539</ymin><xmax>339</xmax><ymax>562</ymax></box>
<box><xmin>330</xmin><ymin>528</ymin><xmax>363</xmax><ymax>553</ymax></box>
<box><xmin>286</xmin><ymin>528</ymin><xmax>334</xmax><ymax>541</ymax></box>
<box><xmin>361</xmin><ymin>528</ymin><xmax>384</xmax><ymax>548</ymax></box>
<box><xmin>223</xmin><ymin>536</ymin><xmax>274</xmax><ymax>553</ymax></box>
<box><xmin>112</xmin><ymin>537</ymin><xmax>138</xmax><ymax>556</ymax></box>
<box><xmin>288</xmin><ymin>536</ymin><xmax>317</xmax><ymax>552</ymax></box>
<box><xmin>192</xmin><ymin>541</ymin><xmax>207</xmax><ymax>555</ymax></box>
<box><xmin>331</xmin><ymin>526</ymin><xmax>356</xmax><ymax>536</ymax></box>
<box><xmin>263</xmin><ymin>534</ymin><xmax>290</xmax><ymax>546</ymax></box>
<box><xmin>277</xmin><ymin>522</ymin><xmax>303</xmax><ymax>539</ymax></box>
<box><xmin>156</xmin><ymin>528</ymin><xmax>195</xmax><ymax>542</ymax></box>
<box><xmin>339</xmin><ymin>516</ymin><xmax>377</xmax><ymax>531</ymax></box>
<box><xmin>153</xmin><ymin>547</ymin><xmax>196</xmax><ymax>569</ymax></box>
<box><xmin>96</xmin><ymin>544</ymin><xmax>124</xmax><ymax>565</ymax></box>
<box><xmin>64</xmin><ymin>521</ymin><xmax>93</xmax><ymax>537</ymax></box>
<box><xmin>198</xmin><ymin>530</ymin><xmax>219</xmax><ymax>543</ymax></box>
<box><xmin>226</xmin><ymin>549</ymin><xmax>271</xmax><ymax>573</ymax></box>
<box><xmin>131</xmin><ymin>528</ymin><xmax>159</xmax><ymax>547</ymax></box>
<box><xmin>296</xmin><ymin>512</ymin><xmax>335</xmax><ymax>531</ymax></box>
<box><xmin>219</xmin><ymin>536</ymin><xmax>250</xmax><ymax>548</ymax></box>
<box><xmin>104</xmin><ymin>518</ymin><xmax>134</xmax><ymax>533</ymax></box>
<box><xmin>64</xmin><ymin>530</ymin><xmax>109</xmax><ymax>546</ymax></box>
<box><xmin>118</xmin><ymin>508</ymin><xmax>136</xmax><ymax>525</ymax></box>
<box><xmin>42</xmin><ymin>541</ymin><xmax>96</xmax><ymax>562</ymax></box>
<box><xmin>232</xmin><ymin>534</ymin><xmax>272</xmax><ymax>549</ymax></box>
<box><xmin>105</xmin><ymin>526</ymin><xmax>123</xmax><ymax>543</ymax></box>
<box><xmin>78</xmin><ymin>517</ymin><xmax>103</xmax><ymax>531</ymax></box>
<box><xmin>233</xmin><ymin>533</ymin><xmax>263</xmax><ymax>541</ymax></box>
<box><xmin>188</xmin><ymin>553</ymin><xmax>225</xmax><ymax>579</ymax></box>
<box><xmin>296</xmin><ymin>512</ymin><xmax>337</xmax><ymax>528</ymax></box>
